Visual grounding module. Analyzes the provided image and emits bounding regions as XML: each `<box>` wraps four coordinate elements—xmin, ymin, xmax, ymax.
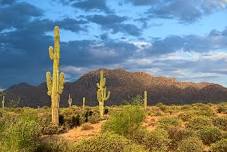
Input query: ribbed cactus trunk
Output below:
<box><xmin>82</xmin><ymin>97</ymin><xmax>86</xmax><ymax>111</ymax></box>
<box><xmin>68</xmin><ymin>94</ymin><xmax>72</xmax><ymax>108</ymax></box>
<box><xmin>97</xmin><ymin>70</ymin><xmax>110</xmax><ymax>118</ymax></box>
<box><xmin>46</xmin><ymin>26</ymin><xmax>64</xmax><ymax>126</ymax></box>
<box><xmin>144</xmin><ymin>91</ymin><xmax>147</xmax><ymax>110</ymax></box>
<box><xmin>2</xmin><ymin>96</ymin><xmax>5</xmax><ymax>109</ymax></box>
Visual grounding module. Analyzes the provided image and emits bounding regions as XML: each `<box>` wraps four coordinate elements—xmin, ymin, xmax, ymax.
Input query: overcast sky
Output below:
<box><xmin>0</xmin><ymin>0</ymin><xmax>227</xmax><ymax>89</ymax></box>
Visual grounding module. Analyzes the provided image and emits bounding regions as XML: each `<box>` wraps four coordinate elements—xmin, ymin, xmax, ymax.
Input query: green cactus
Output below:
<box><xmin>144</xmin><ymin>90</ymin><xmax>147</xmax><ymax>110</ymax></box>
<box><xmin>46</xmin><ymin>26</ymin><xmax>64</xmax><ymax>126</ymax></box>
<box><xmin>97</xmin><ymin>70</ymin><xmax>110</xmax><ymax>118</ymax></box>
<box><xmin>2</xmin><ymin>95</ymin><xmax>5</xmax><ymax>109</ymax></box>
<box><xmin>82</xmin><ymin>97</ymin><xmax>86</xmax><ymax>111</ymax></box>
<box><xmin>68</xmin><ymin>94</ymin><xmax>73</xmax><ymax>108</ymax></box>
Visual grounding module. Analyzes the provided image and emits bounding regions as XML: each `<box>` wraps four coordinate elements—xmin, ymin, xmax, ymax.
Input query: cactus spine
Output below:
<box><xmin>68</xmin><ymin>94</ymin><xmax>73</xmax><ymax>108</ymax></box>
<box><xmin>144</xmin><ymin>90</ymin><xmax>147</xmax><ymax>110</ymax></box>
<box><xmin>82</xmin><ymin>97</ymin><xmax>86</xmax><ymax>111</ymax></box>
<box><xmin>97</xmin><ymin>70</ymin><xmax>110</xmax><ymax>118</ymax></box>
<box><xmin>2</xmin><ymin>96</ymin><xmax>5</xmax><ymax>109</ymax></box>
<box><xmin>46</xmin><ymin>26</ymin><xmax>64</xmax><ymax>126</ymax></box>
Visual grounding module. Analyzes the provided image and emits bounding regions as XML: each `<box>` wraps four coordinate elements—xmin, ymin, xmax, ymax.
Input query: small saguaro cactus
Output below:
<box><xmin>46</xmin><ymin>26</ymin><xmax>65</xmax><ymax>126</ymax></box>
<box><xmin>2</xmin><ymin>96</ymin><xmax>5</xmax><ymax>109</ymax></box>
<box><xmin>68</xmin><ymin>94</ymin><xmax>73</xmax><ymax>108</ymax></box>
<box><xmin>144</xmin><ymin>90</ymin><xmax>147</xmax><ymax>110</ymax></box>
<box><xmin>97</xmin><ymin>70</ymin><xmax>110</xmax><ymax>118</ymax></box>
<box><xmin>82</xmin><ymin>97</ymin><xmax>86</xmax><ymax>111</ymax></box>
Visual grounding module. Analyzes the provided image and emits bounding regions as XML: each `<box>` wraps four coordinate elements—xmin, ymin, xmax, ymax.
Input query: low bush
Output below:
<box><xmin>167</xmin><ymin>126</ymin><xmax>195</xmax><ymax>150</ymax></box>
<box><xmin>73</xmin><ymin>132</ymin><xmax>147</xmax><ymax>152</ymax></box>
<box><xmin>157</xmin><ymin>116</ymin><xmax>182</xmax><ymax>129</ymax></box>
<box><xmin>0</xmin><ymin>116</ymin><xmax>41</xmax><ymax>152</ymax></box>
<box><xmin>130</xmin><ymin>128</ymin><xmax>170</xmax><ymax>152</ymax></box>
<box><xmin>178</xmin><ymin>112</ymin><xmax>193</xmax><ymax>122</ymax></box>
<box><xmin>211</xmin><ymin>139</ymin><xmax>227</xmax><ymax>152</ymax></box>
<box><xmin>216</xmin><ymin>104</ymin><xmax>227</xmax><ymax>114</ymax></box>
<box><xmin>197</xmin><ymin>127</ymin><xmax>222</xmax><ymax>145</ymax></box>
<box><xmin>35</xmin><ymin>139</ymin><xmax>73</xmax><ymax>152</ymax></box>
<box><xmin>177</xmin><ymin>137</ymin><xmax>204</xmax><ymax>152</ymax></box>
<box><xmin>102</xmin><ymin>105</ymin><xmax>145</xmax><ymax>136</ymax></box>
<box><xmin>212</xmin><ymin>116</ymin><xmax>227</xmax><ymax>131</ymax></box>
<box><xmin>186</xmin><ymin>116</ymin><xmax>213</xmax><ymax>130</ymax></box>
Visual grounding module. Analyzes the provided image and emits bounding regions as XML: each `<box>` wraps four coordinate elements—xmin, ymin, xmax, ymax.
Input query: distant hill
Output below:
<box><xmin>4</xmin><ymin>68</ymin><xmax>227</xmax><ymax>107</ymax></box>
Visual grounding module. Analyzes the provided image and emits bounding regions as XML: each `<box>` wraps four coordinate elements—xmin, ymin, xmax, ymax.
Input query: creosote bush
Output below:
<box><xmin>73</xmin><ymin>132</ymin><xmax>147</xmax><ymax>152</ymax></box>
<box><xmin>212</xmin><ymin>116</ymin><xmax>227</xmax><ymax>131</ymax></box>
<box><xmin>186</xmin><ymin>116</ymin><xmax>213</xmax><ymax>130</ymax></box>
<box><xmin>0</xmin><ymin>115</ymin><xmax>41</xmax><ymax>152</ymax></box>
<box><xmin>168</xmin><ymin>126</ymin><xmax>196</xmax><ymax>150</ymax></box>
<box><xmin>211</xmin><ymin>138</ymin><xmax>227</xmax><ymax>152</ymax></box>
<box><xmin>177</xmin><ymin>137</ymin><xmax>204</xmax><ymax>152</ymax></box>
<box><xmin>197</xmin><ymin>127</ymin><xmax>222</xmax><ymax>145</ymax></box>
<box><xmin>130</xmin><ymin>128</ymin><xmax>170</xmax><ymax>152</ymax></box>
<box><xmin>102</xmin><ymin>105</ymin><xmax>145</xmax><ymax>136</ymax></box>
<box><xmin>157</xmin><ymin>116</ymin><xmax>182</xmax><ymax>129</ymax></box>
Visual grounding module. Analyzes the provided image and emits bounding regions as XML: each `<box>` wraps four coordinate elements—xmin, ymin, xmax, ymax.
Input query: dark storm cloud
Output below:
<box><xmin>0</xmin><ymin>0</ymin><xmax>15</xmax><ymax>5</ymax></box>
<box><xmin>61</xmin><ymin>0</ymin><xmax>111</xmax><ymax>13</ymax></box>
<box><xmin>127</xmin><ymin>0</ymin><xmax>227</xmax><ymax>23</ymax></box>
<box><xmin>61</xmin><ymin>39</ymin><xmax>138</xmax><ymax>66</ymax></box>
<box><xmin>145</xmin><ymin>27</ymin><xmax>227</xmax><ymax>55</ymax></box>
<box><xmin>87</xmin><ymin>14</ymin><xmax>142</xmax><ymax>36</ymax></box>
<box><xmin>0</xmin><ymin>2</ymin><xmax>43</xmax><ymax>31</ymax></box>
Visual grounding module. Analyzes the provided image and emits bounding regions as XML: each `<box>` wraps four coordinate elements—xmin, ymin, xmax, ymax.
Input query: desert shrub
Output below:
<box><xmin>88</xmin><ymin>113</ymin><xmax>100</xmax><ymax>124</ymax></box>
<box><xmin>212</xmin><ymin>116</ymin><xmax>227</xmax><ymax>131</ymax></box>
<box><xmin>211</xmin><ymin>139</ymin><xmax>227</xmax><ymax>152</ymax></box>
<box><xmin>130</xmin><ymin>128</ymin><xmax>170</xmax><ymax>152</ymax></box>
<box><xmin>73</xmin><ymin>132</ymin><xmax>147</xmax><ymax>152</ymax></box>
<box><xmin>68</xmin><ymin>114</ymin><xmax>81</xmax><ymax>128</ymax></box>
<box><xmin>158</xmin><ymin>116</ymin><xmax>182</xmax><ymax>129</ymax></box>
<box><xmin>178</xmin><ymin>112</ymin><xmax>193</xmax><ymax>122</ymax></box>
<box><xmin>104</xmin><ymin>108</ymin><xmax>109</xmax><ymax>115</ymax></box>
<box><xmin>81</xmin><ymin>123</ymin><xmax>94</xmax><ymax>130</ymax></box>
<box><xmin>167</xmin><ymin>126</ymin><xmax>196</xmax><ymax>150</ymax></box>
<box><xmin>177</xmin><ymin>137</ymin><xmax>204</xmax><ymax>152</ymax></box>
<box><xmin>0</xmin><ymin>116</ymin><xmax>41</xmax><ymax>152</ymax></box>
<box><xmin>156</xmin><ymin>103</ymin><xmax>168</xmax><ymax>113</ymax></box>
<box><xmin>42</xmin><ymin>124</ymin><xmax>65</xmax><ymax>135</ymax></box>
<box><xmin>195</xmin><ymin>108</ymin><xmax>215</xmax><ymax>117</ymax></box>
<box><xmin>102</xmin><ymin>105</ymin><xmax>145</xmax><ymax>136</ymax></box>
<box><xmin>35</xmin><ymin>139</ymin><xmax>73</xmax><ymax>152</ymax></box>
<box><xmin>148</xmin><ymin>106</ymin><xmax>164</xmax><ymax>116</ymax></box>
<box><xmin>217</xmin><ymin>104</ymin><xmax>227</xmax><ymax>114</ymax></box>
<box><xmin>197</xmin><ymin>127</ymin><xmax>222</xmax><ymax>145</ymax></box>
<box><xmin>186</xmin><ymin>116</ymin><xmax>213</xmax><ymax>130</ymax></box>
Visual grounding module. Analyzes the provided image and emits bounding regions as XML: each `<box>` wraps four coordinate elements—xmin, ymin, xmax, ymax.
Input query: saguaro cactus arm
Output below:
<box><xmin>46</xmin><ymin>72</ymin><xmax>52</xmax><ymax>96</ymax></box>
<box><xmin>49</xmin><ymin>46</ymin><xmax>54</xmax><ymax>60</ymax></box>
<box><xmin>58</xmin><ymin>72</ymin><xmax>64</xmax><ymax>94</ymax></box>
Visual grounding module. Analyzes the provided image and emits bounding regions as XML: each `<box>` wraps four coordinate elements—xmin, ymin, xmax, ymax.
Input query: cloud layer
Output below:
<box><xmin>0</xmin><ymin>0</ymin><xmax>227</xmax><ymax>88</ymax></box>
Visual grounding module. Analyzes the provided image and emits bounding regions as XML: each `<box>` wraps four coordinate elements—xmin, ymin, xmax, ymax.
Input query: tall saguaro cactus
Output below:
<box><xmin>2</xmin><ymin>96</ymin><xmax>5</xmax><ymax>109</ymax></box>
<box><xmin>46</xmin><ymin>26</ymin><xmax>64</xmax><ymax>126</ymax></box>
<box><xmin>144</xmin><ymin>90</ymin><xmax>147</xmax><ymax>110</ymax></box>
<box><xmin>82</xmin><ymin>97</ymin><xmax>86</xmax><ymax>111</ymax></box>
<box><xmin>68</xmin><ymin>94</ymin><xmax>73</xmax><ymax>108</ymax></box>
<box><xmin>97</xmin><ymin>70</ymin><xmax>110</xmax><ymax>118</ymax></box>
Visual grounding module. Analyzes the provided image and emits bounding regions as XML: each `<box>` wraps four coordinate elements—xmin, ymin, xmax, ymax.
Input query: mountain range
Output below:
<box><xmin>3</xmin><ymin>68</ymin><xmax>227</xmax><ymax>107</ymax></box>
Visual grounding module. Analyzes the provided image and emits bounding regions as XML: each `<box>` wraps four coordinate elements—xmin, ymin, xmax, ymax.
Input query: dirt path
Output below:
<box><xmin>59</xmin><ymin>122</ymin><xmax>104</xmax><ymax>142</ymax></box>
<box><xmin>41</xmin><ymin>121</ymin><xmax>104</xmax><ymax>143</ymax></box>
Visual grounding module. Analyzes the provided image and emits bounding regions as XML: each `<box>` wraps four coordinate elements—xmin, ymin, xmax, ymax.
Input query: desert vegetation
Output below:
<box><xmin>0</xmin><ymin>102</ymin><xmax>227</xmax><ymax>152</ymax></box>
